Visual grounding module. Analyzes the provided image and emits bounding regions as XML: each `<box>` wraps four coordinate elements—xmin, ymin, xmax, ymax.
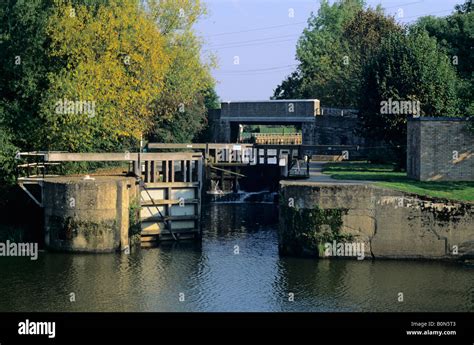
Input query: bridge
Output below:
<box><xmin>208</xmin><ymin>100</ymin><xmax>361</xmax><ymax>146</ymax></box>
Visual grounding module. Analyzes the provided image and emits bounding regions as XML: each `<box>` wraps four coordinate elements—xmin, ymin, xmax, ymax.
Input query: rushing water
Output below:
<box><xmin>0</xmin><ymin>201</ymin><xmax>473</xmax><ymax>312</ymax></box>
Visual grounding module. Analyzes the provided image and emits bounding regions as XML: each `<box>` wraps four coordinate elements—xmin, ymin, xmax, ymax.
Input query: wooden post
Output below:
<box><xmin>133</xmin><ymin>160</ymin><xmax>138</xmax><ymax>177</ymax></box>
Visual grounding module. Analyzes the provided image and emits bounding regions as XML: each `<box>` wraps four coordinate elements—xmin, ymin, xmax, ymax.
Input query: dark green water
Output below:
<box><xmin>0</xmin><ymin>203</ymin><xmax>472</xmax><ymax>312</ymax></box>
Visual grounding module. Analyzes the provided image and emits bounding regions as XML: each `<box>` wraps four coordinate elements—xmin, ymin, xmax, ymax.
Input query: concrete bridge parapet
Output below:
<box><xmin>210</xmin><ymin>100</ymin><xmax>364</xmax><ymax>147</ymax></box>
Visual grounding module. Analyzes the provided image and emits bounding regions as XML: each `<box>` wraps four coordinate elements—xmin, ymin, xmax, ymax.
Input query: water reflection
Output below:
<box><xmin>0</xmin><ymin>203</ymin><xmax>472</xmax><ymax>312</ymax></box>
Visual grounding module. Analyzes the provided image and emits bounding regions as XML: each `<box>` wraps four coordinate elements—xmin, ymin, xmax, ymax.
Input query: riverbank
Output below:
<box><xmin>322</xmin><ymin>162</ymin><xmax>474</xmax><ymax>202</ymax></box>
<box><xmin>279</xmin><ymin>179</ymin><xmax>474</xmax><ymax>260</ymax></box>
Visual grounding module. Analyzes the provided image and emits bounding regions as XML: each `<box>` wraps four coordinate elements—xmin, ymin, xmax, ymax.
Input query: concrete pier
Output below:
<box><xmin>279</xmin><ymin>180</ymin><xmax>474</xmax><ymax>260</ymax></box>
<box><xmin>43</xmin><ymin>176</ymin><xmax>138</xmax><ymax>253</ymax></box>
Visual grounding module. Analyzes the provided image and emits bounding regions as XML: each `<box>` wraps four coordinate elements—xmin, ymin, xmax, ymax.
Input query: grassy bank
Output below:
<box><xmin>322</xmin><ymin>162</ymin><xmax>474</xmax><ymax>202</ymax></box>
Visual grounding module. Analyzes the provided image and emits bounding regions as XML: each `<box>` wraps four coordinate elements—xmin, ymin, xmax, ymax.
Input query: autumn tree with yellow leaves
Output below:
<box><xmin>0</xmin><ymin>0</ymin><xmax>216</xmax><ymax>154</ymax></box>
<box><xmin>40</xmin><ymin>0</ymin><xmax>172</xmax><ymax>151</ymax></box>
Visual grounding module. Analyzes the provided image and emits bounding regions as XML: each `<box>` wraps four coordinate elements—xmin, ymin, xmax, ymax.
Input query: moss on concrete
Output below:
<box><xmin>128</xmin><ymin>196</ymin><xmax>142</xmax><ymax>246</ymax></box>
<box><xmin>48</xmin><ymin>215</ymin><xmax>118</xmax><ymax>252</ymax></box>
<box><xmin>279</xmin><ymin>202</ymin><xmax>353</xmax><ymax>257</ymax></box>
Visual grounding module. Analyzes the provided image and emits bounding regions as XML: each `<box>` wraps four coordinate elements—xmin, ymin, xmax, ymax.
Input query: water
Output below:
<box><xmin>207</xmin><ymin>190</ymin><xmax>277</xmax><ymax>203</ymax></box>
<box><xmin>0</xmin><ymin>202</ymin><xmax>472</xmax><ymax>312</ymax></box>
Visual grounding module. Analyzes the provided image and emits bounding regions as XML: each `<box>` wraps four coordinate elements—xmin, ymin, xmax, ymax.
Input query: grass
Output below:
<box><xmin>322</xmin><ymin>162</ymin><xmax>474</xmax><ymax>202</ymax></box>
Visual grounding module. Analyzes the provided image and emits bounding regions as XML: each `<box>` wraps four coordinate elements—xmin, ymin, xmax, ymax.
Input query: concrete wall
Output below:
<box><xmin>407</xmin><ymin>118</ymin><xmax>474</xmax><ymax>181</ymax></box>
<box><xmin>312</xmin><ymin>116</ymin><xmax>364</xmax><ymax>146</ymax></box>
<box><xmin>279</xmin><ymin>182</ymin><xmax>474</xmax><ymax>260</ymax></box>
<box><xmin>43</xmin><ymin>176</ymin><xmax>139</xmax><ymax>253</ymax></box>
<box><xmin>210</xmin><ymin>100</ymin><xmax>365</xmax><ymax>146</ymax></box>
<box><xmin>220</xmin><ymin>100</ymin><xmax>320</xmax><ymax>119</ymax></box>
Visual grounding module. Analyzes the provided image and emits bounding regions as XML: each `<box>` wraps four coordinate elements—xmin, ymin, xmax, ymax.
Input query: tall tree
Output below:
<box><xmin>147</xmin><ymin>0</ymin><xmax>216</xmax><ymax>143</ymax></box>
<box><xmin>341</xmin><ymin>8</ymin><xmax>402</xmax><ymax>104</ymax></box>
<box><xmin>272</xmin><ymin>71</ymin><xmax>303</xmax><ymax>100</ymax></box>
<box><xmin>293</xmin><ymin>0</ymin><xmax>364</xmax><ymax>107</ymax></box>
<box><xmin>414</xmin><ymin>0</ymin><xmax>473</xmax><ymax>117</ymax></box>
<box><xmin>39</xmin><ymin>0</ymin><xmax>170</xmax><ymax>151</ymax></box>
<box><xmin>273</xmin><ymin>2</ymin><xmax>403</xmax><ymax>107</ymax></box>
<box><xmin>0</xmin><ymin>0</ymin><xmax>53</xmax><ymax>150</ymax></box>
<box><xmin>358</xmin><ymin>29</ymin><xmax>460</xmax><ymax>165</ymax></box>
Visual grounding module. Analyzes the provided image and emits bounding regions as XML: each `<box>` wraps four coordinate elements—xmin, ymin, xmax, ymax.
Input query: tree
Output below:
<box><xmin>272</xmin><ymin>71</ymin><xmax>303</xmax><ymax>100</ymax></box>
<box><xmin>358</xmin><ymin>29</ymin><xmax>460</xmax><ymax>166</ymax></box>
<box><xmin>39</xmin><ymin>0</ymin><xmax>170</xmax><ymax>152</ymax></box>
<box><xmin>0</xmin><ymin>0</ymin><xmax>53</xmax><ymax>150</ymax></box>
<box><xmin>414</xmin><ymin>1</ymin><xmax>473</xmax><ymax>118</ymax></box>
<box><xmin>341</xmin><ymin>8</ymin><xmax>402</xmax><ymax>104</ymax></box>
<box><xmin>292</xmin><ymin>0</ymin><xmax>364</xmax><ymax>107</ymax></box>
<box><xmin>272</xmin><ymin>1</ymin><xmax>401</xmax><ymax>107</ymax></box>
<box><xmin>194</xmin><ymin>87</ymin><xmax>221</xmax><ymax>142</ymax></box>
<box><xmin>0</xmin><ymin>125</ymin><xmax>18</xmax><ymax>187</ymax></box>
<box><xmin>147</xmin><ymin>0</ymin><xmax>216</xmax><ymax>143</ymax></box>
<box><xmin>0</xmin><ymin>0</ymin><xmax>216</xmax><ymax>155</ymax></box>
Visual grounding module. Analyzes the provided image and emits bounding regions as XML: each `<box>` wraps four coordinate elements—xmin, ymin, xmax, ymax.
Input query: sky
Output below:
<box><xmin>195</xmin><ymin>0</ymin><xmax>462</xmax><ymax>102</ymax></box>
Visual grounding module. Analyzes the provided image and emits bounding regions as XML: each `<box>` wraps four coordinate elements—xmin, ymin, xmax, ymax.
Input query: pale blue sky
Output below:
<box><xmin>195</xmin><ymin>0</ymin><xmax>462</xmax><ymax>101</ymax></box>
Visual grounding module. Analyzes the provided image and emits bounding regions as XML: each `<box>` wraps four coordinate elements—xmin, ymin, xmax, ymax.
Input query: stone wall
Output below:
<box><xmin>43</xmin><ymin>176</ymin><xmax>139</xmax><ymax>253</ymax></box>
<box><xmin>313</xmin><ymin>116</ymin><xmax>364</xmax><ymax>146</ymax></box>
<box><xmin>279</xmin><ymin>181</ymin><xmax>474</xmax><ymax>260</ymax></box>
<box><xmin>407</xmin><ymin>118</ymin><xmax>474</xmax><ymax>181</ymax></box>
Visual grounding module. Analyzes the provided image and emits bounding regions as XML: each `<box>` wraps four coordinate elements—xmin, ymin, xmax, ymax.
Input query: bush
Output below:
<box><xmin>0</xmin><ymin>127</ymin><xmax>18</xmax><ymax>187</ymax></box>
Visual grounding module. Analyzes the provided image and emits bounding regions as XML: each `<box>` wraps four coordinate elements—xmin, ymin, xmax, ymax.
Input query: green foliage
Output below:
<box><xmin>0</xmin><ymin>0</ymin><xmax>53</xmax><ymax>150</ymax></box>
<box><xmin>0</xmin><ymin>125</ymin><xmax>18</xmax><ymax>187</ymax></box>
<box><xmin>40</xmin><ymin>0</ymin><xmax>170</xmax><ymax>151</ymax></box>
<box><xmin>291</xmin><ymin>0</ymin><xmax>365</xmax><ymax>106</ymax></box>
<box><xmin>358</xmin><ymin>29</ymin><xmax>460</xmax><ymax>152</ymax></box>
<box><xmin>193</xmin><ymin>87</ymin><xmax>221</xmax><ymax>143</ymax></box>
<box><xmin>272</xmin><ymin>71</ymin><xmax>303</xmax><ymax>100</ymax></box>
<box><xmin>147</xmin><ymin>0</ymin><xmax>216</xmax><ymax>143</ymax></box>
<box><xmin>129</xmin><ymin>196</ymin><xmax>141</xmax><ymax>237</ymax></box>
<box><xmin>273</xmin><ymin>0</ymin><xmax>470</xmax><ymax>149</ymax></box>
<box><xmin>414</xmin><ymin>1</ymin><xmax>474</xmax><ymax>119</ymax></box>
<box><xmin>273</xmin><ymin>1</ymin><xmax>402</xmax><ymax>109</ymax></box>
<box><xmin>0</xmin><ymin>0</ymin><xmax>217</xmax><ymax>186</ymax></box>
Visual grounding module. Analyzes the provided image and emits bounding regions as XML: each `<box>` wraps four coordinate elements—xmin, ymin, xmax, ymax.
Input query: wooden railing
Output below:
<box><xmin>252</xmin><ymin>133</ymin><xmax>302</xmax><ymax>145</ymax></box>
